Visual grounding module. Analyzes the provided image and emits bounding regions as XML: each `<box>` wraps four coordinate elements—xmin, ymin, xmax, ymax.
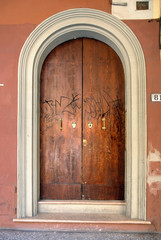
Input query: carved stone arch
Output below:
<box><xmin>17</xmin><ymin>8</ymin><xmax>147</xmax><ymax>220</ymax></box>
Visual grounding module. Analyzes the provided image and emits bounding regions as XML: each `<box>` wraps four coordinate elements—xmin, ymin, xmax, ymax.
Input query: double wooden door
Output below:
<box><xmin>40</xmin><ymin>38</ymin><xmax>125</xmax><ymax>200</ymax></box>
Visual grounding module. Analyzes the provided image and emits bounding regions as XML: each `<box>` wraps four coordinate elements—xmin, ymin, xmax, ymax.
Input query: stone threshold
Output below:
<box><xmin>13</xmin><ymin>213</ymin><xmax>151</xmax><ymax>225</ymax></box>
<box><xmin>38</xmin><ymin>200</ymin><xmax>126</xmax><ymax>205</ymax></box>
<box><xmin>38</xmin><ymin>200</ymin><xmax>126</xmax><ymax>215</ymax></box>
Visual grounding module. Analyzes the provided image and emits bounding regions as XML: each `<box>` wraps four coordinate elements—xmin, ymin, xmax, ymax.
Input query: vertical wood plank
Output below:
<box><xmin>82</xmin><ymin>38</ymin><xmax>125</xmax><ymax>200</ymax></box>
<box><xmin>40</xmin><ymin>39</ymin><xmax>82</xmax><ymax>200</ymax></box>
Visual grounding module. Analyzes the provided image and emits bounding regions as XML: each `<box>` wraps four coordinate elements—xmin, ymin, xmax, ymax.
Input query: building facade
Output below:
<box><xmin>0</xmin><ymin>0</ymin><xmax>161</xmax><ymax>232</ymax></box>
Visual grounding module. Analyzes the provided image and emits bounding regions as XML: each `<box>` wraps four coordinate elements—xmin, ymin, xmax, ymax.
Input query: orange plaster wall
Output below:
<box><xmin>124</xmin><ymin>19</ymin><xmax>161</xmax><ymax>231</ymax></box>
<box><xmin>0</xmin><ymin>0</ymin><xmax>161</xmax><ymax>232</ymax></box>
<box><xmin>124</xmin><ymin>19</ymin><xmax>161</xmax><ymax>150</ymax></box>
<box><xmin>0</xmin><ymin>23</ymin><xmax>36</xmax><ymax>226</ymax></box>
<box><xmin>0</xmin><ymin>0</ymin><xmax>111</xmax><ymax>25</ymax></box>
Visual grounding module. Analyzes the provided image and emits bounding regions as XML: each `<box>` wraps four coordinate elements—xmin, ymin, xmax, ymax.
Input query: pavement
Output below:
<box><xmin>0</xmin><ymin>229</ymin><xmax>161</xmax><ymax>240</ymax></box>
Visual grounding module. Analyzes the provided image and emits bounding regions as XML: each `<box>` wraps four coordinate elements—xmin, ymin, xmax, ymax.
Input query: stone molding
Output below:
<box><xmin>17</xmin><ymin>8</ymin><xmax>147</xmax><ymax>220</ymax></box>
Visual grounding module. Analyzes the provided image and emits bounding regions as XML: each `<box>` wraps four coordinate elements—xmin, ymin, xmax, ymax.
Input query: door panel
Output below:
<box><xmin>40</xmin><ymin>39</ymin><xmax>82</xmax><ymax>200</ymax></box>
<box><xmin>82</xmin><ymin>39</ymin><xmax>125</xmax><ymax>200</ymax></box>
<box><xmin>40</xmin><ymin>38</ymin><xmax>125</xmax><ymax>201</ymax></box>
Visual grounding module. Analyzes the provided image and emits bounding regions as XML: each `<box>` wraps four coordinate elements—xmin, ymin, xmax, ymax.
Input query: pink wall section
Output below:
<box><xmin>0</xmin><ymin>1</ymin><xmax>161</xmax><ymax>231</ymax></box>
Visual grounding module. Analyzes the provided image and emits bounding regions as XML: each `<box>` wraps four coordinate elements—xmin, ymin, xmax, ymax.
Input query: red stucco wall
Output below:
<box><xmin>0</xmin><ymin>1</ymin><xmax>161</xmax><ymax>231</ymax></box>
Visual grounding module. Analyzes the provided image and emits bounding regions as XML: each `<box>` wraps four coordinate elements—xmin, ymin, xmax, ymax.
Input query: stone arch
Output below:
<box><xmin>17</xmin><ymin>8</ymin><xmax>147</xmax><ymax>220</ymax></box>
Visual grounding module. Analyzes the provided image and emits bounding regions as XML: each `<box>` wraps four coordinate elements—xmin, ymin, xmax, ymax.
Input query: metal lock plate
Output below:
<box><xmin>88</xmin><ymin>122</ymin><xmax>93</xmax><ymax>128</ymax></box>
<box><xmin>72</xmin><ymin>122</ymin><xmax>77</xmax><ymax>128</ymax></box>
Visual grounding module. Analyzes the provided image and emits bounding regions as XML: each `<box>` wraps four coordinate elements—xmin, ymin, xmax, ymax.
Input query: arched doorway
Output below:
<box><xmin>17</xmin><ymin>9</ymin><xmax>146</xmax><ymax>220</ymax></box>
<box><xmin>40</xmin><ymin>38</ymin><xmax>125</xmax><ymax>201</ymax></box>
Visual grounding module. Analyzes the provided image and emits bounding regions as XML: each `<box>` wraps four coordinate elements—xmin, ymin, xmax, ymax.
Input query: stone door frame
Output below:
<box><xmin>17</xmin><ymin>8</ymin><xmax>147</xmax><ymax>220</ymax></box>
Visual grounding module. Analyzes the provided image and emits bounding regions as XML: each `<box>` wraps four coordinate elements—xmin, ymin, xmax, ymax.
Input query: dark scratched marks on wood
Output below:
<box><xmin>63</xmin><ymin>94</ymin><xmax>81</xmax><ymax>115</ymax></box>
<box><xmin>41</xmin><ymin>90</ymin><xmax>124</xmax><ymax>124</ymax></box>
<box><xmin>83</xmin><ymin>89</ymin><xmax>123</xmax><ymax>121</ymax></box>
<box><xmin>41</xmin><ymin>93</ymin><xmax>81</xmax><ymax>121</ymax></box>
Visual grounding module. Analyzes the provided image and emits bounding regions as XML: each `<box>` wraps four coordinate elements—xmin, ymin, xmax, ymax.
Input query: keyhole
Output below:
<box><xmin>88</xmin><ymin>122</ymin><xmax>93</xmax><ymax>128</ymax></box>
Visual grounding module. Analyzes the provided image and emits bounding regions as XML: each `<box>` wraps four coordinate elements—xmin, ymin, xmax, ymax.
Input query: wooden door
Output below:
<box><xmin>40</xmin><ymin>38</ymin><xmax>125</xmax><ymax>200</ymax></box>
<box><xmin>82</xmin><ymin>39</ymin><xmax>125</xmax><ymax>200</ymax></box>
<box><xmin>40</xmin><ymin>39</ymin><xmax>82</xmax><ymax>199</ymax></box>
